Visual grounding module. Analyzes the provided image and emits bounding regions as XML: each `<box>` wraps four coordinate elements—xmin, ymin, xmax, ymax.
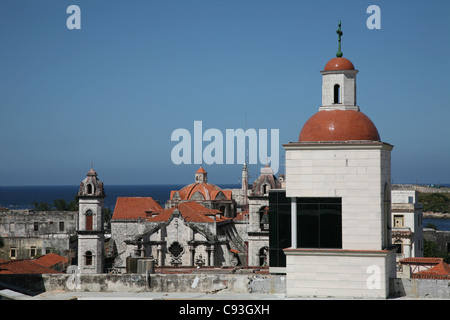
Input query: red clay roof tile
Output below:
<box><xmin>33</xmin><ymin>253</ymin><xmax>68</xmax><ymax>268</ymax></box>
<box><xmin>112</xmin><ymin>197</ymin><xmax>164</xmax><ymax>220</ymax></box>
<box><xmin>0</xmin><ymin>259</ymin><xmax>62</xmax><ymax>274</ymax></box>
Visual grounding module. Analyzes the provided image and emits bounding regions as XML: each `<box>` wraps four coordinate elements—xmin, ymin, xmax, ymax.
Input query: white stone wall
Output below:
<box><xmin>285</xmin><ymin>249</ymin><xmax>397</xmax><ymax>298</ymax></box>
<box><xmin>392</xmin><ymin>190</ymin><xmax>417</xmax><ymax>204</ymax></box>
<box><xmin>285</xmin><ymin>144</ymin><xmax>393</xmax><ymax>250</ymax></box>
<box><xmin>320</xmin><ymin>71</ymin><xmax>358</xmax><ymax>109</ymax></box>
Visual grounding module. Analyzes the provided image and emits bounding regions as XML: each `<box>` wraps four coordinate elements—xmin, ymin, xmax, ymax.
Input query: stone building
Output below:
<box><xmin>76</xmin><ymin>168</ymin><xmax>106</xmax><ymax>274</ymax></box>
<box><xmin>166</xmin><ymin>167</ymin><xmax>236</xmax><ymax>218</ymax></box>
<box><xmin>246</xmin><ymin>164</ymin><xmax>283</xmax><ymax>267</ymax></box>
<box><xmin>279</xmin><ymin>27</ymin><xmax>397</xmax><ymax>298</ymax></box>
<box><xmin>391</xmin><ymin>188</ymin><xmax>424</xmax><ymax>262</ymax></box>
<box><xmin>110</xmin><ymin>197</ymin><xmax>245</xmax><ymax>271</ymax></box>
<box><xmin>0</xmin><ymin>209</ymin><xmax>77</xmax><ymax>262</ymax></box>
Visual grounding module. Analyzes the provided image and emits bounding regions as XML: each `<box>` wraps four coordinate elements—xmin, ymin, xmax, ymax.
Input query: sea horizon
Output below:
<box><xmin>1</xmin><ymin>183</ymin><xmax>449</xmax><ymax>231</ymax></box>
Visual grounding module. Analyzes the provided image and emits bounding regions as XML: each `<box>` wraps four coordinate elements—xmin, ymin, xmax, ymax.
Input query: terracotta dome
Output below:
<box><xmin>323</xmin><ymin>57</ymin><xmax>355</xmax><ymax>71</ymax></box>
<box><xmin>170</xmin><ymin>182</ymin><xmax>232</xmax><ymax>201</ymax></box>
<box><xmin>299</xmin><ymin>110</ymin><xmax>380</xmax><ymax>142</ymax></box>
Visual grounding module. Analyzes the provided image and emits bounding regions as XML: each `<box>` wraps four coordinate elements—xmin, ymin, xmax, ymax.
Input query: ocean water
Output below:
<box><xmin>0</xmin><ymin>184</ymin><xmax>240</xmax><ymax>211</ymax></box>
<box><xmin>423</xmin><ymin>218</ymin><xmax>450</xmax><ymax>232</ymax></box>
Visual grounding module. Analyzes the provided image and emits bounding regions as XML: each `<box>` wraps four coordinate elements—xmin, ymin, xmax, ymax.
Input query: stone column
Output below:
<box><xmin>157</xmin><ymin>244</ymin><xmax>164</xmax><ymax>266</ymax></box>
<box><xmin>210</xmin><ymin>244</ymin><xmax>215</xmax><ymax>266</ymax></box>
<box><xmin>291</xmin><ymin>197</ymin><xmax>297</xmax><ymax>249</ymax></box>
<box><xmin>205</xmin><ymin>245</ymin><xmax>211</xmax><ymax>267</ymax></box>
<box><xmin>404</xmin><ymin>242</ymin><xmax>411</xmax><ymax>258</ymax></box>
<box><xmin>189</xmin><ymin>245</ymin><xmax>195</xmax><ymax>267</ymax></box>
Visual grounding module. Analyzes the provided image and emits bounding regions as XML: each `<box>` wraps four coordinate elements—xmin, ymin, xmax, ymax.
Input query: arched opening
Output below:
<box><xmin>259</xmin><ymin>206</ymin><xmax>269</xmax><ymax>231</ymax></box>
<box><xmin>262</xmin><ymin>184</ymin><xmax>270</xmax><ymax>195</ymax></box>
<box><xmin>86</xmin><ymin>209</ymin><xmax>93</xmax><ymax>231</ymax></box>
<box><xmin>85</xmin><ymin>251</ymin><xmax>93</xmax><ymax>265</ymax></box>
<box><xmin>87</xmin><ymin>183</ymin><xmax>94</xmax><ymax>195</ymax></box>
<box><xmin>334</xmin><ymin>84</ymin><xmax>341</xmax><ymax>104</ymax></box>
<box><xmin>394</xmin><ymin>240</ymin><xmax>403</xmax><ymax>255</ymax></box>
<box><xmin>258</xmin><ymin>247</ymin><xmax>269</xmax><ymax>266</ymax></box>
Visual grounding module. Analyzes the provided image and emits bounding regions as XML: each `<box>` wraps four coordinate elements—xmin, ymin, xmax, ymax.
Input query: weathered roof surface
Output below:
<box><xmin>412</xmin><ymin>261</ymin><xmax>450</xmax><ymax>279</ymax></box>
<box><xmin>112</xmin><ymin>197</ymin><xmax>164</xmax><ymax>220</ymax></box>
<box><xmin>32</xmin><ymin>253</ymin><xmax>68</xmax><ymax>268</ymax></box>
<box><xmin>148</xmin><ymin>201</ymin><xmax>229</xmax><ymax>223</ymax></box>
<box><xmin>0</xmin><ymin>259</ymin><xmax>62</xmax><ymax>274</ymax></box>
<box><xmin>170</xmin><ymin>183</ymin><xmax>232</xmax><ymax>201</ymax></box>
<box><xmin>400</xmin><ymin>257</ymin><xmax>444</xmax><ymax>265</ymax></box>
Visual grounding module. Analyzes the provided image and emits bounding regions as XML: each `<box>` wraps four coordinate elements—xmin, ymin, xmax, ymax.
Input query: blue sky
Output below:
<box><xmin>0</xmin><ymin>0</ymin><xmax>449</xmax><ymax>186</ymax></box>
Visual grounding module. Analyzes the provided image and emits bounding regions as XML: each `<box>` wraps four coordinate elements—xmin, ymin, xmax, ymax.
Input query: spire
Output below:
<box><xmin>336</xmin><ymin>20</ymin><xmax>343</xmax><ymax>57</ymax></box>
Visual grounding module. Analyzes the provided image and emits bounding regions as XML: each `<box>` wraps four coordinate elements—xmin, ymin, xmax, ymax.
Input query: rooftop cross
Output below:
<box><xmin>336</xmin><ymin>20</ymin><xmax>343</xmax><ymax>57</ymax></box>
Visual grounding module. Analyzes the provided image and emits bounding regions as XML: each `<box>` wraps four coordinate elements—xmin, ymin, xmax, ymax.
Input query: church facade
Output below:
<box><xmin>109</xmin><ymin>168</ymin><xmax>247</xmax><ymax>271</ymax></box>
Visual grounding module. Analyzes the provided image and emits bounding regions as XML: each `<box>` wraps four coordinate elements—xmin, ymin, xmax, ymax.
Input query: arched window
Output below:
<box><xmin>258</xmin><ymin>247</ymin><xmax>269</xmax><ymax>266</ymax></box>
<box><xmin>334</xmin><ymin>84</ymin><xmax>341</xmax><ymax>104</ymax></box>
<box><xmin>86</xmin><ymin>210</ymin><xmax>93</xmax><ymax>231</ymax></box>
<box><xmin>394</xmin><ymin>240</ymin><xmax>403</xmax><ymax>254</ymax></box>
<box><xmin>259</xmin><ymin>206</ymin><xmax>269</xmax><ymax>231</ymax></box>
<box><xmin>85</xmin><ymin>251</ymin><xmax>93</xmax><ymax>265</ymax></box>
<box><xmin>87</xmin><ymin>184</ymin><xmax>94</xmax><ymax>194</ymax></box>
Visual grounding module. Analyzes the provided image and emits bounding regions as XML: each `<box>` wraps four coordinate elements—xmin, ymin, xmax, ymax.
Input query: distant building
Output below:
<box><xmin>0</xmin><ymin>209</ymin><xmax>77</xmax><ymax>262</ymax></box>
<box><xmin>247</xmin><ymin>164</ymin><xmax>283</xmax><ymax>267</ymax></box>
<box><xmin>110</xmin><ymin>197</ymin><xmax>245</xmax><ymax>271</ymax></box>
<box><xmin>166</xmin><ymin>167</ymin><xmax>236</xmax><ymax>218</ymax></box>
<box><xmin>76</xmin><ymin>168</ymin><xmax>106</xmax><ymax>274</ymax></box>
<box><xmin>391</xmin><ymin>188</ymin><xmax>424</xmax><ymax>262</ymax></box>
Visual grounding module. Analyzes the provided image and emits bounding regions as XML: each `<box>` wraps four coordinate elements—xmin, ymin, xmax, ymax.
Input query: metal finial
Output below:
<box><xmin>336</xmin><ymin>20</ymin><xmax>343</xmax><ymax>57</ymax></box>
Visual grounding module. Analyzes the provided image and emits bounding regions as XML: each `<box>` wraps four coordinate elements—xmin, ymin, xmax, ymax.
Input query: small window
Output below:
<box><xmin>9</xmin><ymin>223</ymin><xmax>14</xmax><ymax>232</ymax></box>
<box><xmin>394</xmin><ymin>215</ymin><xmax>404</xmax><ymax>228</ymax></box>
<box><xmin>395</xmin><ymin>240</ymin><xmax>403</xmax><ymax>254</ymax></box>
<box><xmin>30</xmin><ymin>246</ymin><xmax>36</xmax><ymax>258</ymax></box>
<box><xmin>86</xmin><ymin>210</ymin><xmax>93</xmax><ymax>231</ymax></box>
<box><xmin>10</xmin><ymin>248</ymin><xmax>17</xmax><ymax>259</ymax></box>
<box><xmin>85</xmin><ymin>251</ymin><xmax>93</xmax><ymax>265</ymax></box>
<box><xmin>334</xmin><ymin>84</ymin><xmax>341</xmax><ymax>104</ymax></box>
<box><xmin>34</xmin><ymin>222</ymin><xmax>39</xmax><ymax>231</ymax></box>
<box><xmin>59</xmin><ymin>221</ymin><xmax>64</xmax><ymax>232</ymax></box>
<box><xmin>87</xmin><ymin>184</ymin><xmax>94</xmax><ymax>194</ymax></box>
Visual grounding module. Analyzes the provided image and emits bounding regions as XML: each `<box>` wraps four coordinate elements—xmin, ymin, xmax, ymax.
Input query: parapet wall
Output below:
<box><xmin>1</xmin><ymin>274</ymin><xmax>449</xmax><ymax>299</ymax></box>
<box><xmin>0</xmin><ymin>273</ymin><xmax>286</xmax><ymax>296</ymax></box>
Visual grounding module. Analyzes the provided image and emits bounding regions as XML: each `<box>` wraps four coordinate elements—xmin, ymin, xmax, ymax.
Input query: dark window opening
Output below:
<box><xmin>297</xmin><ymin>197</ymin><xmax>342</xmax><ymax>249</ymax></box>
<box><xmin>259</xmin><ymin>247</ymin><xmax>269</xmax><ymax>266</ymax></box>
<box><xmin>334</xmin><ymin>84</ymin><xmax>341</xmax><ymax>104</ymax></box>
<box><xmin>85</xmin><ymin>251</ymin><xmax>93</xmax><ymax>265</ymax></box>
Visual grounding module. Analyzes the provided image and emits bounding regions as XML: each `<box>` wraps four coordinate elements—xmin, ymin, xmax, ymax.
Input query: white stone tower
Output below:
<box><xmin>76</xmin><ymin>168</ymin><xmax>106</xmax><ymax>273</ymax></box>
<box><xmin>283</xmin><ymin>22</ymin><xmax>397</xmax><ymax>298</ymax></box>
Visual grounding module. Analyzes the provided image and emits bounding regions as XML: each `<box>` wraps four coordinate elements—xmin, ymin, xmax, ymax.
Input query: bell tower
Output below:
<box><xmin>76</xmin><ymin>168</ymin><xmax>106</xmax><ymax>274</ymax></box>
<box><xmin>319</xmin><ymin>21</ymin><xmax>359</xmax><ymax>111</ymax></box>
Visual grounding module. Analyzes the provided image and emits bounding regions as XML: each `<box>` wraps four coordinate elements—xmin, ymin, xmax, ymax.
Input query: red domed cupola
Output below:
<box><xmin>298</xmin><ymin>20</ymin><xmax>380</xmax><ymax>143</ymax></box>
<box><xmin>323</xmin><ymin>57</ymin><xmax>355</xmax><ymax>71</ymax></box>
<box><xmin>299</xmin><ymin>109</ymin><xmax>380</xmax><ymax>142</ymax></box>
